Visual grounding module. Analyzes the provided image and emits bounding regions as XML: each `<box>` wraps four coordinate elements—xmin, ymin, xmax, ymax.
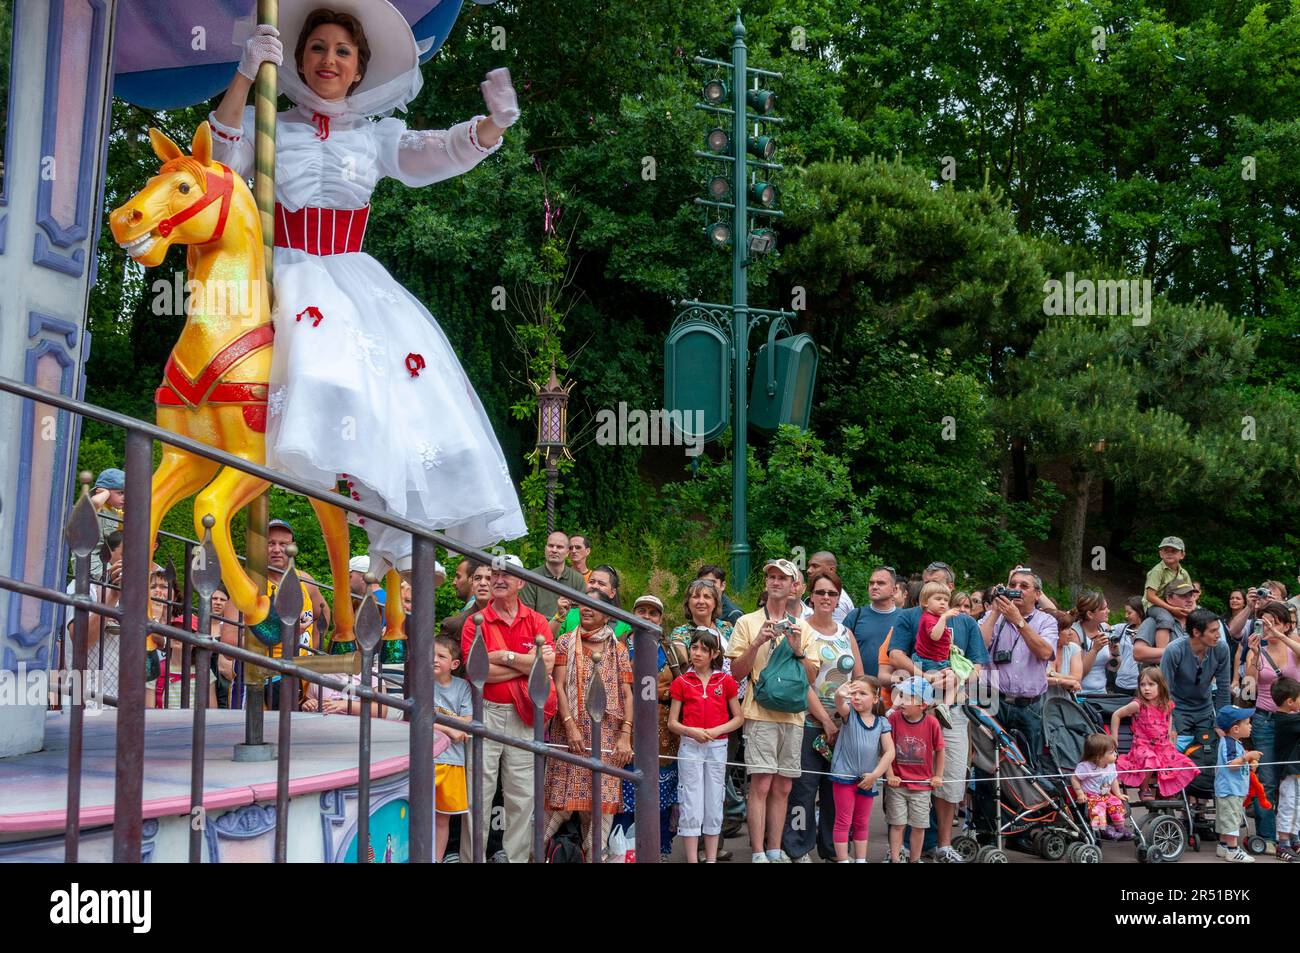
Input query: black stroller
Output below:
<box><xmin>952</xmin><ymin>703</ymin><xmax>1095</xmax><ymax>863</ymax></box>
<box><xmin>1042</xmin><ymin>696</ymin><xmax>1181</xmax><ymax>862</ymax></box>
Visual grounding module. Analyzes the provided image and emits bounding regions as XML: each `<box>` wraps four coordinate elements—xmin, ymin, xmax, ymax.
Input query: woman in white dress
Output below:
<box><xmin>208</xmin><ymin>0</ymin><xmax>526</xmax><ymax>574</ymax></box>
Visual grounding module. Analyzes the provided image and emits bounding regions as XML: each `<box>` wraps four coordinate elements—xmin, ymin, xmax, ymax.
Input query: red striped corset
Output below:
<box><xmin>273</xmin><ymin>203</ymin><xmax>370</xmax><ymax>255</ymax></box>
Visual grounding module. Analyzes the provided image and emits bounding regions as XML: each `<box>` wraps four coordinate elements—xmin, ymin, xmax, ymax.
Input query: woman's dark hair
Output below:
<box><xmin>1066</xmin><ymin>590</ymin><xmax>1107</xmax><ymax>626</ymax></box>
<box><xmin>808</xmin><ymin>569</ymin><xmax>843</xmax><ymax>600</ymax></box>
<box><xmin>1260</xmin><ymin>600</ymin><xmax>1294</xmax><ymax>630</ymax></box>
<box><xmin>689</xmin><ymin>629</ymin><xmax>724</xmax><ymax>669</ymax></box>
<box><xmin>295</xmin><ymin>8</ymin><xmax>372</xmax><ymax>95</ymax></box>
<box><xmin>588</xmin><ymin>564</ymin><xmax>622</xmax><ymax>609</ymax></box>
<box><xmin>1124</xmin><ymin>595</ymin><xmax>1144</xmax><ymax>617</ymax></box>
<box><xmin>904</xmin><ymin>579</ymin><xmax>924</xmax><ymax>609</ymax></box>
<box><xmin>1228</xmin><ymin>588</ymin><xmax>1247</xmax><ymax>607</ymax></box>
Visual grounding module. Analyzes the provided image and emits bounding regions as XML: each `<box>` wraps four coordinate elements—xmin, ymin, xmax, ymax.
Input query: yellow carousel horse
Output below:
<box><xmin>107</xmin><ymin>122</ymin><xmax>407</xmax><ymax>644</ymax></box>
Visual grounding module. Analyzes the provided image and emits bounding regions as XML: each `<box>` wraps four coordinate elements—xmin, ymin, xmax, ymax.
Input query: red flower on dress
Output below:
<box><xmin>405</xmin><ymin>353</ymin><xmax>426</xmax><ymax>378</ymax></box>
<box><xmin>296</xmin><ymin>306</ymin><xmax>324</xmax><ymax>327</ymax></box>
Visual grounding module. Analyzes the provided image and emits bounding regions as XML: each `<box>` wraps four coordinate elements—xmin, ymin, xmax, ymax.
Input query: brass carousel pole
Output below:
<box><xmin>239</xmin><ymin>0</ymin><xmax>277</xmax><ymax>755</ymax></box>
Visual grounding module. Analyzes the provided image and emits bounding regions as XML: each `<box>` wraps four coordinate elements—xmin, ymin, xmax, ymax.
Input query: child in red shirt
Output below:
<box><xmin>668</xmin><ymin>630</ymin><xmax>743</xmax><ymax>863</ymax></box>
<box><xmin>913</xmin><ymin>581</ymin><xmax>960</xmax><ymax>669</ymax></box>
<box><xmin>884</xmin><ymin>676</ymin><xmax>945</xmax><ymax>863</ymax></box>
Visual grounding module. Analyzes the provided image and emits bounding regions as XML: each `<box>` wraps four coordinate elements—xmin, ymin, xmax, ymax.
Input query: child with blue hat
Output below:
<box><xmin>1214</xmin><ymin>704</ymin><xmax>1261</xmax><ymax>863</ymax></box>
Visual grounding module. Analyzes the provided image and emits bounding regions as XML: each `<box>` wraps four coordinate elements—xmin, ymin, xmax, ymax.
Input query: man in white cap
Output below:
<box><xmin>728</xmin><ymin>558</ymin><xmax>819</xmax><ymax>863</ymax></box>
<box><xmin>349</xmin><ymin>554</ymin><xmax>382</xmax><ymax>600</ymax></box>
<box><xmin>461</xmin><ymin>553</ymin><xmax>555</xmax><ymax>862</ymax></box>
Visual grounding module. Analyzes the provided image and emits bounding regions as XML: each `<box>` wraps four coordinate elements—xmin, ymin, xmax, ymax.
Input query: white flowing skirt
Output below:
<box><xmin>265</xmin><ymin>248</ymin><xmax>526</xmax><ymax>565</ymax></box>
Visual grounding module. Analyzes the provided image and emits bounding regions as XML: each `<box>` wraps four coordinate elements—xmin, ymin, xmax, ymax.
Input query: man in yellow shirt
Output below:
<box><xmin>728</xmin><ymin>558</ymin><xmax>819</xmax><ymax>863</ymax></box>
<box><xmin>263</xmin><ymin>519</ymin><xmax>321</xmax><ymax>710</ymax></box>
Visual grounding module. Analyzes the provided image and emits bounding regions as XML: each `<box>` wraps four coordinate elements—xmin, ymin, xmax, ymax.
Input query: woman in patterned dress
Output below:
<box><xmin>544</xmin><ymin>593</ymin><xmax>634</xmax><ymax>859</ymax></box>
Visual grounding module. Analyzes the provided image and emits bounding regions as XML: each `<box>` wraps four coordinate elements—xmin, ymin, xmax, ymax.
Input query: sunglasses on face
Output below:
<box><xmin>812</xmin><ymin>589</ymin><xmax>839</xmax><ymax>598</ymax></box>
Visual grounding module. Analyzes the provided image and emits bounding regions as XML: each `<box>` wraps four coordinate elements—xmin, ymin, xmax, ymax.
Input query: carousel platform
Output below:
<box><xmin>0</xmin><ymin>710</ymin><xmax>415</xmax><ymax>862</ymax></box>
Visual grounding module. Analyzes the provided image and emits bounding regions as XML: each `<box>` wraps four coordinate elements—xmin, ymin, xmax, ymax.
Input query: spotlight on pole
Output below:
<box><xmin>703</xmin><ymin>79</ymin><xmax>729</xmax><ymax>104</ymax></box>
<box><xmin>746</xmin><ymin>88</ymin><xmax>775</xmax><ymax>114</ymax></box>
<box><xmin>747</xmin><ymin>229</ymin><xmax>777</xmax><ymax>255</ymax></box>
<box><xmin>746</xmin><ymin>135</ymin><xmax>776</xmax><ymax>159</ymax></box>
<box><xmin>708</xmin><ymin>221</ymin><xmax>733</xmax><ymax>248</ymax></box>
<box><xmin>706</xmin><ymin>127</ymin><xmax>731</xmax><ymax>154</ymax></box>
<box><xmin>709</xmin><ymin>175</ymin><xmax>731</xmax><ymax>200</ymax></box>
<box><xmin>750</xmin><ymin>181</ymin><xmax>776</xmax><ymax>206</ymax></box>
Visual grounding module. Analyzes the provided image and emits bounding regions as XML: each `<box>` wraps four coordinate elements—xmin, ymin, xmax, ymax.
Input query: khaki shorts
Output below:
<box><xmin>937</xmin><ymin>707</ymin><xmax>970</xmax><ymax>804</ymax></box>
<box><xmin>1215</xmin><ymin>795</ymin><xmax>1244</xmax><ymax>835</ymax></box>
<box><xmin>743</xmin><ymin>720</ymin><xmax>802</xmax><ymax>778</ymax></box>
<box><xmin>885</xmin><ymin>785</ymin><xmax>932</xmax><ymax>828</ymax></box>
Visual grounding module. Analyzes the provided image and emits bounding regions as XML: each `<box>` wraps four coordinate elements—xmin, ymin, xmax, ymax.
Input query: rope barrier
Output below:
<box><xmin>537</xmin><ymin>742</ymin><xmax>1297</xmax><ymax>784</ymax></box>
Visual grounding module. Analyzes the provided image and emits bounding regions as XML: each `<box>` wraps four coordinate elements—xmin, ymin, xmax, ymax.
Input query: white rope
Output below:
<box><xmin>540</xmin><ymin>742</ymin><xmax>1298</xmax><ymax>785</ymax></box>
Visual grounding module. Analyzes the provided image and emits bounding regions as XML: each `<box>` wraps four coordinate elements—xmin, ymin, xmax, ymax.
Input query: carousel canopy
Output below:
<box><xmin>112</xmin><ymin>0</ymin><xmax>493</xmax><ymax>110</ymax></box>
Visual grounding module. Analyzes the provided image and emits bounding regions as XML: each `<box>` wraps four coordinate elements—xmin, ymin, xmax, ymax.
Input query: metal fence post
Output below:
<box><xmin>631</xmin><ymin>620</ymin><xmax>661</xmax><ymax>862</ymax></box>
<box><xmin>112</xmin><ymin>429</ymin><xmax>152</xmax><ymax>863</ymax></box>
<box><xmin>408</xmin><ymin>535</ymin><xmax>437</xmax><ymax>863</ymax></box>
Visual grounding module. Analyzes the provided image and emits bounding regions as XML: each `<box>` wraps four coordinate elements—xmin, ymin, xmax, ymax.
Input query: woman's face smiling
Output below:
<box><xmin>301</xmin><ymin>23</ymin><xmax>360</xmax><ymax>101</ymax></box>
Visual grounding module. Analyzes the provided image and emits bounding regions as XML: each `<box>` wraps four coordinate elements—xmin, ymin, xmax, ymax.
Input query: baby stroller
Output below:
<box><xmin>1042</xmin><ymin>696</ymin><xmax>1181</xmax><ymax>862</ymax></box>
<box><xmin>952</xmin><ymin>704</ymin><xmax>1093</xmax><ymax>863</ymax></box>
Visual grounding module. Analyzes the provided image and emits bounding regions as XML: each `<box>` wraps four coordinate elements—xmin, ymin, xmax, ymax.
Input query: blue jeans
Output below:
<box><xmin>996</xmin><ymin>694</ymin><xmax>1045</xmax><ymax>772</ymax></box>
<box><xmin>912</xmin><ymin>655</ymin><xmax>951</xmax><ymax>674</ymax></box>
<box><xmin>1251</xmin><ymin>710</ymin><xmax>1278</xmax><ymax>842</ymax></box>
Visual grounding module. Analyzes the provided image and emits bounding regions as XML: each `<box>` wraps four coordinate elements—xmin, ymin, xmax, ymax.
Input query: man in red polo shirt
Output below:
<box><xmin>462</xmin><ymin>554</ymin><xmax>555</xmax><ymax>862</ymax></box>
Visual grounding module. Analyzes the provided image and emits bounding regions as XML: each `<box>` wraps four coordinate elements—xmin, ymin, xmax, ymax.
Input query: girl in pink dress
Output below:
<box><xmin>1111</xmin><ymin>667</ymin><xmax>1198</xmax><ymax>798</ymax></box>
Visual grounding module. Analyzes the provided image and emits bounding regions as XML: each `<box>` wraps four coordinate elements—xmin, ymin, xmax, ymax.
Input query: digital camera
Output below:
<box><xmin>991</xmin><ymin>585</ymin><xmax>1023</xmax><ymax>601</ymax></box>
<box><xmin>993</xmin><ymin>649</ymin><xmax>1014</xmax><ymax>664</ymax></box>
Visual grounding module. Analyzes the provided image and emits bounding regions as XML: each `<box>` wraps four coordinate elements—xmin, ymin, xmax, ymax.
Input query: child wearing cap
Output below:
<box><xmin>1214</xmin><ymin>704</ymin><xmax>1261</xmax><ymax>863</ymax></box>
<box><xmin>1143</xmin><ymin>537</ymin><xmax>1193</xmax><ymax>620</ymax></box>
<box><xmin>884</xmin><ymin>676</ymin><xmax>945</xmax><ymax>863</ymax></box>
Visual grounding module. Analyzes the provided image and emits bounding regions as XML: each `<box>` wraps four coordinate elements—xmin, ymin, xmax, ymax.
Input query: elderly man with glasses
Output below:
<box><xmin>978</xmin><ymin>566</ymin><xmax>1059</xmax><ymax>771</ymax></box>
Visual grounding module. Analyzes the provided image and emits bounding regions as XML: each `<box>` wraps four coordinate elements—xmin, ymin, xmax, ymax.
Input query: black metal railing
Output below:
<box><xmin>0</xmin><ymin>374</ymin><xmax>663</xmax><ymax>863</ymax></box>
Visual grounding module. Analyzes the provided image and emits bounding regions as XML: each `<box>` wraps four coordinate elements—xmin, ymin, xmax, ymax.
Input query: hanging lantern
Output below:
<box><xmin>534</xmin><ymin>364</ymin><xmax>574</xmax><ymax>465</ymax></box>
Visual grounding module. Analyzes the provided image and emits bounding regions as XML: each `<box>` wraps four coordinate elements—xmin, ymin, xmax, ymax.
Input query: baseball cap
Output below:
<box><xmin>633</xmin><ymin>594</ymin><xmax>664</xmax><ymax>612</ymax></box>
<box><xmin>893</xmin><ymin>675</ymin><xmax>935</xmax><ymax>706</ymax></box>
<box><xmin>348</xmin><ymin>555</ymin><xmax>370</xmax><ymax>575</ymax></box>
<box><xmin>94</xmin><ymin>468</ymin><xmax>125</xmax><ymax>491</ymax></box>
<box><xmin>1164</xmin><ymin>580</ymin><xmax>1196</xmax><ymax>598</ymax></box>
<box><xmin>763</xmin><ymin>558</ymin><xmax>798</xmax><ymax>579</ymax></box>
<box><xmin>1159</xmin><ymin>536</ymin><xmax>1185</xmax><ymax>552</ymax></box>
<box><xmin>268</xmin><ymin>518</ymin><xmax>295</xmax><ymax>537</ymax></box>
<box><xmin>1215</xmin><ymin>705</ymin><xmax>1254</xmax><ymax>732</ymax></box>
<box><xmin>494</xmin><ymin>553</ymin><xmax>524</xmax><ymax>569</ymax></box>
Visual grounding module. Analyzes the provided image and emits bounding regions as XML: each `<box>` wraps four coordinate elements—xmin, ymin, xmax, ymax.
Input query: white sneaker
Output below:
<box><xmin>751</xmin><ymin>852</ymin><xmax>769</xmax><ymax>863</ymax></box>
<box><xmin>793</xmin><ymin>852</ymin><xmax>814</xmax><ymax>863</ymax></box>
<box><xmin>769</xmin><ymin>850</ymin><xmax>792</xmax><ymax>863</ymax></box>
<box><xmin>1216</xmin><ymin>844</ymin><xmax>1254</xmax><ymax>863</ymax></box>
<box><xmin>898</xmin><ymin>846</ymin><xmax>911</xmax><ymax>862</ymax></box>
<box><xmin>934</xmin><ymin>845</ymin><xmax>966</xmax><ymax>863</ymax></box>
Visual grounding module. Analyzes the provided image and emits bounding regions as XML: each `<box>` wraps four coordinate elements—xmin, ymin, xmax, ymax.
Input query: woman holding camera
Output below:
<box><xmin>1049</xmin><ymin>591</ymin><xmax>1112</xmax><ymax>698</ymax></box>
<box><xmin>1242</xmin><ymin>601</ymin><xmax>1300</xmax><ymax>851</ymax></box>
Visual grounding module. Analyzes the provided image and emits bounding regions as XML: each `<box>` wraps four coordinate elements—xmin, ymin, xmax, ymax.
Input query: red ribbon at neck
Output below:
<box><xmin>311</xmin><ymin>111</ymin><xmax>330</xmax><ymax>140</ymax></box>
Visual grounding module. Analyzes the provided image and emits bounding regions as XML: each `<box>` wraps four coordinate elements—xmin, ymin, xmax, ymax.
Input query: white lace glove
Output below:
<box><xmin>238</xmin><ymin>24</ymin><xmax>283</xmax><ymax>82</ymax></box>
<box><xmin>480</xmin><ymin>68</ymin><xmax>520</xmax><ymax>128</ymax></box>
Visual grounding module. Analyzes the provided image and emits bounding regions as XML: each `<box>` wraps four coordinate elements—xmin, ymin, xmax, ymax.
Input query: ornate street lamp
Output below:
<box><xmin>534</xmin><ymin>364</ymin><xmax>574</xmax><ymax>534</ymax></box>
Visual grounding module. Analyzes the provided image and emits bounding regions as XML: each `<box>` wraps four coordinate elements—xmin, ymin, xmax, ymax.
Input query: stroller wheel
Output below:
<box><xmin>952</xmin><ymin>834</ymin><xmax>980</xmax><ymax>863</ymax></box>
<box><xmin>1075</xmin><ymin>844</ymin><xmax>1102</xmax><ymax>864</ymax></box>
<box><xmin>1246</xmin><ymin>835</ymin><xmax>1268</xmax><ymax>855</ymax></box>
<box><xmin>976</xmin><ymin>846</ymin><xmax>1008</xmax><ymax>864</ymax></box>
<box><xmin>1064</xmin><ymin>842</ymin><xmax>1082</xmax><ymax>864</ymax></box>
<box><xmin>1141</xmin><ymin>815</ymin><xmax>1186</xmax><ymax>863</ymax></box>
<box><xmin>1039</xmin><ymin>831</ymin><xmax>1067</xmax><ymax>861</ymax></box>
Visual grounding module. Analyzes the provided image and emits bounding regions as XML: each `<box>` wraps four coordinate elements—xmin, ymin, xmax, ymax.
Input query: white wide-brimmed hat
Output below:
<box><xmin>236</xmin><ymin>0</ymin><xmax>423</xmax><ymax>118</ymax></box>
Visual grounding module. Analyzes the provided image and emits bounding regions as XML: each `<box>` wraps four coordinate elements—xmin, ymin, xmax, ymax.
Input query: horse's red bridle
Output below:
<box><xmin>156</xmin><ymin>164</ymin><xmax>234</xmax><ymax>242</ymax></box>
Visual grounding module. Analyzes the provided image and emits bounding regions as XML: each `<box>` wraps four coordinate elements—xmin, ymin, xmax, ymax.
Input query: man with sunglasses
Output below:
<box><xmin>978</xmin><ymin>566</ymin><xmax>1059</xmax><ymax>771</ymax></box>
<box><xmin>1160</xmin><ymin>606</ymin><xmax>1232</xmax><ymax>737</ymax></box>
